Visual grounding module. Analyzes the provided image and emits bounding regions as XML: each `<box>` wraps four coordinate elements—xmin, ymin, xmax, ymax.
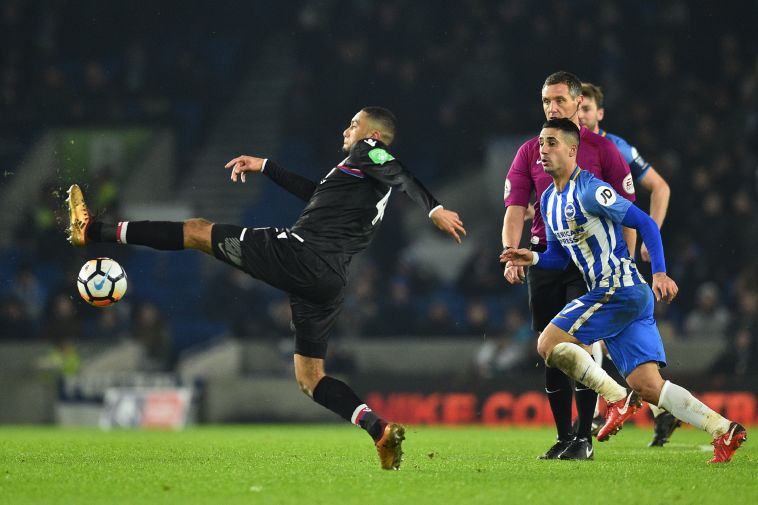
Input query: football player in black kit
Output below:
<box><xmin>66</xmin><ymin>106</ymin><xmax>466</xmax><ymax>470</ymax></box>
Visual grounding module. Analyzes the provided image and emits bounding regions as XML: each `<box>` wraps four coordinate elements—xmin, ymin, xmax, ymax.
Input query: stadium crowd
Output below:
<box><xmin>0</xmin><ymin>1</ymin><xmax>756</xmax><ymax>381</ymax></box>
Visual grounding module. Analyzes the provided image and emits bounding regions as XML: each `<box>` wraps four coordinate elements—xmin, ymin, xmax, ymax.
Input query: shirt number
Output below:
<box><xmin>561</xmin><ymin>299</ymin><xmax>585</xmax><ymax>315</ymax></box>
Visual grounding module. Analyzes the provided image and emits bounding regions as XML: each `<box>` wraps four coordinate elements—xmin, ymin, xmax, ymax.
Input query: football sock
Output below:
<box><xmin>591</xmin><ymin>341</ymin><xmax>604</xmax><ymax>367</ymax></box>
<box><xmin>87</xmin><ymin>221</ymin><xmax>185</xmax><ymax>250</ymax></box>
<box><xmin>657</xmin><ymin>380</ymin><xmax>731</xmax><ymax>438</ymax></box>
<box><xmin>546</xmin><ymin>342</ymin><xmax>627</xmax><ymax>404</ymax></box>
<box><xmin>649</xmin><ymin>404</ymin><xmax>665</xmax><ymax>418</ymax></box>
<box><xmin>545</xmin><ymin>366</ymin><xmax>573</xmax><ymax>440</ymax></box>
<box><xmin>574</xmin><ymin>381</ymin><xmax>598</xmax><ymax>439</ymax></box>
<box><xmin>312</xmin><ymin>376</ymin><xmax>385</xmax><ymax>441</ymax></box>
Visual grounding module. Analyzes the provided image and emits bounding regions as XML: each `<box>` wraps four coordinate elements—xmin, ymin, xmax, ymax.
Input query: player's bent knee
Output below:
<box><xmin>183</xmin><ymin>218</ymin><xmax>213</xmax><ymax>253</ymax></box>
<box><xmin>536</xmin><ymin>333</ymin><xmax>555</xmax><ymax>360</ymax></box>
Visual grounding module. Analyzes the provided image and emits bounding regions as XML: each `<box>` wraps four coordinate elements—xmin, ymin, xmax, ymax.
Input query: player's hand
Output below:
<box><xmin>225</xmin><ymin>155</ymin><xmax>265</xmax><ymax>183</ymax></box>
<box><xmin>430</xmin><ymin>207</ymin><xmax>466</xmax><ymax>243</ymax></box>
<box><xmin>652</xmin><ymin>272</ymin><xmax>678</xmax><ymax>303</ymax></box>
<box><xmin>502</xmin><ymin>262</ymin><xmax>525</xmax><ymax>284</ymax></box>
<box><xmin>640</xmin><ymin>242</ymin><xmax>651</xmax><ymax>263</ymax></box>
<box><xmin>500</xmin><ymin>247</ymin><xmax>534</xmax><ymax>267</ymax></box>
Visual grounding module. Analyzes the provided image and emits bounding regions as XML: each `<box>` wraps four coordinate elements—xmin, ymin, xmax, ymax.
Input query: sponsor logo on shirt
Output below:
<box><xmin>554</xmin><ymin>227</ymin><xmax>587</xmax><ymax>246</ymax></box>
<box><xmin>503</xmin><ymin>179</ymin><xmax>512</xmax><ymax>199</ymax></box>
<box><xmin>595</xmin><ymin>186</ymin><xmax>617</xmax><ymax>206</ymax></box>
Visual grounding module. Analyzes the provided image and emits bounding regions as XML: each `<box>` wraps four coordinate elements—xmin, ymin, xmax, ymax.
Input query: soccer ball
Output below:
<box><xmin>77</xmin><ymin>257</ymin><xmax>128</xmax><ymax>307</ymax></box>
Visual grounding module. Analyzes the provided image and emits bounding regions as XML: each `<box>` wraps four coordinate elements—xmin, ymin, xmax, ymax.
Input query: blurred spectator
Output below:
<box><xmin>131</xmin><ymin>302</ymin><xmax>173</xmax><ymax>371</ymax></box>
<box><xmin>463</xmin><ymin>299</ymin><xmax>490</xmax><ymax>336</ymax></box>
<box><xmin>373</xmin><ymin>276</ymin><xmax>417</xmax><ymax>336</ymax></box>
<box><xmin>457</xmin><ymin>245</ymin><xmax>506</xmax><ymax>296</ymax></box>
<box><xmin>416</xmin><ymin>299</ymin><xmax>459</xmax><ymax>336</ymax></box>
<box><xmin>12</xmin><ymin>263</ymin><xmax>44</xmax><ymax>320</ymax></box>
<box><xmin>205</xmin><ymin>267</ymin><xmax>269</xmax><ymax>338</ymax></box>
<box><xmin>88</xmin><ymin>302</ymin><xmax>132</xmax><ymax>341</ymax></box>
<box><xmin>35</xmin><ymin>292</ymin><xmax>82</xmax><ymax>375</ymax></box>
<box><xmin>683</xmin><ymin>282</ymin><xmax>731</xmax><ymax>339</ymax></box>
<box><xmin>0</xmin><ymin>295</ymin><xmax>34</xmax><ymax>340</ymax></box>
<box><xmin>474</xmin><ymin>307</ymin><xmax>531</xmax><ymax>379</ymax></box>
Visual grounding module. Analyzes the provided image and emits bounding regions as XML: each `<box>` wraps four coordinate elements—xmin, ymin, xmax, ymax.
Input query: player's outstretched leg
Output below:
<box><xmin>66</xmin><ymin>184</ymin><xmax>190</xmax><ymax>252</ymax></box>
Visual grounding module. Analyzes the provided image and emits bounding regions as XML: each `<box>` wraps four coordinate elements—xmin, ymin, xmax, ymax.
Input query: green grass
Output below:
<box><xmin>0</xmin><ymin>425</ymin><xmax>755</xmax><ymax>505</ymax></box>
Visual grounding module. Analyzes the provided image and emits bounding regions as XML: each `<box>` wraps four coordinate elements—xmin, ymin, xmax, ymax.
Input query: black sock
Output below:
<box><xmin>86</xmin><ymin>221</ymin><xmax>116</xmax><ymax>243</ymax></box>
<box><xmin>312</xmin><ymin>376</ymin><xmax>385</xmax><ymax>441</ymax></box>
<box><xmin>574</xmin><ymin>381</ymin><xmax>598</xmax><ymax>439</ymax></box>
<box><xmin>113</xmin><ymin>221</ymin><xmax>184</xmax><ymax>250</ymax></box>
<box><xmin>545</xmin><ymin>366</ymin><xmax>573</xmax><ymax>440</ymax></box>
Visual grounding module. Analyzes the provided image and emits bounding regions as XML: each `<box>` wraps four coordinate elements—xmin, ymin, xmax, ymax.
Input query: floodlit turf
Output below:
<box><xmin>0</xmin><ymin>425</ymin><xmax>755</xmax><ymax>505</ymax></box>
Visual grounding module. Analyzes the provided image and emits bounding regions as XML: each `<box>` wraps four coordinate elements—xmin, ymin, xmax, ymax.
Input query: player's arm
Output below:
<box><xmin>500</xmin><ymin>144</ymin><xmax>534</xmax><ymax>284</ymax></box>
<box><xmin>356</xmin><ymin>142</ymin><xmax>466</xmax><ymax>242</ymax></box>
<box><xmin>637</xmin><ymin>167</ymin><xmax>671</xmax><ymax>262</ymax></box>
<box><xmin>501</xmin><ymin>240</ymin><xmax>570</xmax><ymax>270</ymax></box>
<box><xmin>225</xmin><ymin>155</ymin><xmax>317</xmax><ymax>202</ymax></box>
<box><xmin>501</xmin><ymin>206</ymin><xmax>526</xmax><ymax>284</ymax></box>
<box><xmin>621</xmin><ymin>205</ymin><xmax>677</xmax><ymax>303</ymax></box>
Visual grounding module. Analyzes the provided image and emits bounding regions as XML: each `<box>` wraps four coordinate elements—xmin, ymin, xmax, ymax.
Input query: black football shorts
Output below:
<box><xmin>526</xmin><ymin>245</ymin><xmax>587</xmax><ymax>333</ymax></box>
<box><xmin>211</xmin><ymin>224</ymin><xmax>344</xmax><ymax>358</ymax></box>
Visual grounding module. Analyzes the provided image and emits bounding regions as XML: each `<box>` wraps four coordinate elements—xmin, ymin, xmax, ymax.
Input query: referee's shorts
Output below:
<box><xmin>526</xmin><ymin>243</ymin><xmax>587</xmax><ymax>333</ymax></box>
<box><xmin>211</xmin><ymin>224</ymin><xmax>344</xmax><ymax>359</ymax></box>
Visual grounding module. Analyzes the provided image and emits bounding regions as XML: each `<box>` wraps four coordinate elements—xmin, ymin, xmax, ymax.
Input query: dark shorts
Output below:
<box><xmin>211</xmin><ymin>224</ymin><xmax>344</xmax><ymax>359</ymax></box>
<box><xmin>526</xmin><ymin>244</ymin><xmax>587</xmax><ymax>333</ymax></box>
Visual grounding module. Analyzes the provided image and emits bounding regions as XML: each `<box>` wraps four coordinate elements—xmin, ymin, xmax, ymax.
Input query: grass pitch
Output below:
<box><xmin>0</xmin><ymin>425</ymin><xmax>755</xmax><ymax>505</ymax></box>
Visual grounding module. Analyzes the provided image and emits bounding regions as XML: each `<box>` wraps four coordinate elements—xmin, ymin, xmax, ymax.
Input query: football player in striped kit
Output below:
<box><xmin>578</xmin><ymin>82</ymin><xmax>679</xmax><ymax>447</ymax></box>
<box><xmin>502</xmin><ymin>118</ymin><xmax>746</xmax><ymax>463</ymax></box>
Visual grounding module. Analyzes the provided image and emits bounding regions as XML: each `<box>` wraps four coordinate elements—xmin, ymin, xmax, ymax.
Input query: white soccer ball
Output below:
<box><xmin>77</xmin><ymin>257</ymin><xmax>128</xmax><ymax>307</ymax></box>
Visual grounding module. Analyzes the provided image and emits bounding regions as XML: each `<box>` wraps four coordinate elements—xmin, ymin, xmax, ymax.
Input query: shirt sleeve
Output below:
<box><xmin>503</xmin><ymin>143</ymin><xmax>534</xmax><ymax>208</ymax></box>
<box><xmin>533</xmin><ymin>240</ymin><xmax>571</xmax><ymax>270</ymax></box>
<box><xmin>350</xmin><ymin>139</ymin><xmax>440</xmax><ymax>214</ymax></box>
<box><xmin>600</xmin><ymin>137</ymin><xmax>637</xmax><ymax>202</ymax></box>
<box><xmin>578</xmin><ymin>176</ymin><xmax>632</xmax><ymax>223</ymax></box>
<box><xmin>262</xmin><ymin>161</ymin><xmax>318</xmax><ymax>201</ymax></box>
<box><xmin>608</xmin><ymin>134</ymin><xmax>651</xmax><ymax>183</ymax></box>
<box><xmin>621</xmin><ymin>204</ymin><xmax>666</xmax><ymax>273</ymax></box>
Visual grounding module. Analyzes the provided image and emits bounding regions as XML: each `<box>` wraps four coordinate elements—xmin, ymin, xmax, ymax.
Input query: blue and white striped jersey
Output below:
<box><xmin>541</xmin><ymin>167</ymin><xmax>646</xmax><ymax>290</ymax></box>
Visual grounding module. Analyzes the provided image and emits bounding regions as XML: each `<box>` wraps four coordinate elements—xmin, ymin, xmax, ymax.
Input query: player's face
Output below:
<box><xmin>542</xmin><ymin>83</ymin><xmax>582</xmax><ymax>122</ymax></box>
<box><xmin>342</xmin><ymin>111</ymin><xmax>375</xmax><ymax>152</ymax></box>
<box><xmin>578</xmin><ymin>97</ymin><xmax>604</xmax><ymax>133</ymax></box>
<box><xmin>538</xmin><ymin>128</ymin><xmax>576</xmax><ymax>176</ymax></box>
